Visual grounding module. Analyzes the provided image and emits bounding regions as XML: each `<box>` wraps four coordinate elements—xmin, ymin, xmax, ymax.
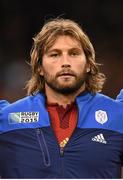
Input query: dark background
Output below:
<box><xmin>0</xmin><ymin>0</ymin><xmax>123</xmax><ymax>102</ymax></box>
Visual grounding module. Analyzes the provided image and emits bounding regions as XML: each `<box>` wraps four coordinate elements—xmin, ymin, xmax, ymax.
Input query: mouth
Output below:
<box><xmin>58</xmin><ymin>73</ymin><xmax>75</xmax><ymax>77</ymax></box>
<box><xmin>58</xmin><ymin>74</ymin><xmax>75</xmax><ymax>80</ymax></box>
<box><xmin>57</xmin><ymin>70</ymin><xmax>76</xmax><ymax>77</ymax></box>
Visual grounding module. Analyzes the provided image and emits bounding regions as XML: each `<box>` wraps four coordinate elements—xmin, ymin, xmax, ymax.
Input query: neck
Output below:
<box><xmin>45</xmin><ymin>84</ymin><xmax>86</xmax><ymax>108</ymax></box>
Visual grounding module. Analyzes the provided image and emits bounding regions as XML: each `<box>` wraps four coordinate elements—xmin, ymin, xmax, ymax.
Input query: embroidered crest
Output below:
<box><xmin>8</xmin><ymin>112</ymin><xmax>39</xmax><ymax>124</ymax></box>
<box><xmin>95</xmin><ymin>110</ymin><xmax>108</xmax><ymax>124</ymax></box>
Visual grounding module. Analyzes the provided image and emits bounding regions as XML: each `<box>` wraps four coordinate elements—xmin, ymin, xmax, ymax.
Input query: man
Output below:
<box><xmin>0</xmin><ymin>18</ymin><xmax>123</xmax><ymax>178</ymax></box>
<box><xmin>0</xmin><ymin>100</ymin><xmax>9</xmax><ymax>109</ymax></box>
<box><xmin>116</xmin><ymin>89</ymin><xmax>123</xmax><ymax>102</ymax></box>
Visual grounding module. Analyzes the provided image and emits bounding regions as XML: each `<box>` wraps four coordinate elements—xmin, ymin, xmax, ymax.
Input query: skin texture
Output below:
<box><xmin>40</xmin><ymin>35</ymin><xmax>90</xmax><ymax>107</ymax></box>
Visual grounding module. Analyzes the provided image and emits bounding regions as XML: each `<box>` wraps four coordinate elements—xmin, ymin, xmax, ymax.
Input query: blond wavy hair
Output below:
<box><xmin>26</xmin><ymin>18</ymin><xmax>106</xmax><ymax>95</ymax></box>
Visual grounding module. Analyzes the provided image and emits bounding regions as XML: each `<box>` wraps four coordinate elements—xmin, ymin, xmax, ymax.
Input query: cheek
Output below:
<box><xmin>74</xmin><ymin>55</ymin><xmax>87</xmax><ymax>67</ymax></box>
<box><xmin>42</xmin><ymin>57</ymin><xmax>56</xmax><ymax>68</ymax></box>
<box><xmin>41</xmin><ymin>63</ymin><xmax>58</xmax><ymax>77</ymax></box>
<box><xmin>74</xmin><ymin>61</ymin><xmax>87</xmax><ymax>73</ymax></box>
<box><xmin>43</xmin><ymin>59</ymin><xmax>60</xmax><ymax>73</ymax></box>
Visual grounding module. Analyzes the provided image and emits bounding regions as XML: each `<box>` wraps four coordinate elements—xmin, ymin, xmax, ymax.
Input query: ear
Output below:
<box><xmin>86</xmin><ymin>64</ymin><xmax>90</xmax><ymax>73</ymax></box>
<box><xmin>38</xmin><ymin>67</ymin><xmax>44</xmax><ymax>76</ymax></box>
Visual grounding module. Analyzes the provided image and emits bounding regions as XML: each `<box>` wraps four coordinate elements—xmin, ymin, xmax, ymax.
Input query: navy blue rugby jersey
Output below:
<box><xmin>116</xmin><ymin>89</ymin><xmax>123</xmax><ymax>102</ymax></box>
<box><xmin>0</xmin><ymin>92</ymin><xmax>123</xmax><ymax>178</ymax></box>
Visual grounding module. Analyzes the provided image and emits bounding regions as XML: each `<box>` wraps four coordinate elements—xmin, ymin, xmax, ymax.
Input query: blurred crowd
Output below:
<box><xmin>0</xmin><ymin>0</ymin><xmax>123</xmax><ymax>102</ymax></box>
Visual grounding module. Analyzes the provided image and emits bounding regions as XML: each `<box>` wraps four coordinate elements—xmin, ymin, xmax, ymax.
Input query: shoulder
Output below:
<box><xmin>77</xmin><ymin>92</ymin><xmax>122</xmax><ymax>108</ymax></box>
<box><xmin>1</xmin><ymin>92</ymin><xmax>45</xmax><ymax>113</ymax></box>
<box><xmin>92</xmin><ymin>93</ymin><xmax>123</xmax><ymax>115</ymax></box>
<box><xmin>78</xmin><ymin>92</ymin><xmax>123</xmax><ymax>133</ymax></box>
<box><xmin>0</xmin><ymin>100</ymin><xmax>9</xmax><ymax>109</ymax></box>
<box><xmin>98</xmin><ymin>93</ymin><xmax>123</xmax><ymax>133</ymax></box>
<box><xmin>95</xmin><ymin>93</ymin><xmax>121</xmax><ymax>106</ymax></box>
<box><xmin>0</xmin><ymin>93</ymin><xmax>47</xmax><ymax>133</ymax></box>
<box><xmin>77</xmin><ymin>92</ymin><xmax>123</xmax><ymax>122</ymax></box>
<box><xmin>116</xmin><ymin>89</ymin><xmax>123</xmax><ymax>102</ymax></box>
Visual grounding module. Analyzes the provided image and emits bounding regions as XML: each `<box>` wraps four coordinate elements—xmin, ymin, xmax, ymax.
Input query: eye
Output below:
<box><xmin>50</xmin><ymin>53</ymin><xmax>59</xmax><ymax>58</ymax></box>
<box><xmin>70</xmin><ymin>51</ymin><xmax>81</xmax><ymax>56</ymax></box>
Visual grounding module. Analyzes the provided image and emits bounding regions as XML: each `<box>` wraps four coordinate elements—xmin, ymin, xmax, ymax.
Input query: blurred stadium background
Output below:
<box><xmin>0</xmin><ymin>0</ymin><xmax>123</xmax><ymax>102</ymax></box>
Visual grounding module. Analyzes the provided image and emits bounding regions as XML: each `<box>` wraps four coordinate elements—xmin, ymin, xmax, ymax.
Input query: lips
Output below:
<box><xmin>57</xmin><ymin>70</ymin><xmax>76</xmax><ymax>77</ymax></box>
<box><xmin>59</xmin><ymin>73</ymin><xmax>75</xmax><ymax>77</ymax></box>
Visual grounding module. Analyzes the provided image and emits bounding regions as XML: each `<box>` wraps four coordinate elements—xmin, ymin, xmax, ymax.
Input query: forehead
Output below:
<box><xmin>47</xmin><ymin>35</ymin><xmax>82</xmax><ymax>51</ymax></box>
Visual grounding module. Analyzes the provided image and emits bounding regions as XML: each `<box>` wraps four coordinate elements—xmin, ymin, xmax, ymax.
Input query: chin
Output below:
<box><xmin>58</xmin><ymin>80</ymin><xmax>75</xmax><ymax>86</ymax></box>
<box><xmin>56</xmin><ymin>87</ymin><xmax>79</xmax><ymax>95</ymax></box>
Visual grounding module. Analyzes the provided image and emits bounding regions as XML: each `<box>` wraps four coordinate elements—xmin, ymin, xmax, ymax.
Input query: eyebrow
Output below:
<box><xmin>47</xmin><ymin>49</ymin><xmax>61</xmax><ymax>53</ymax></box>
<box><xmin>47</xmin><ymin>47</ymin><xmax>83</xmax><ymax>53</ymax></box>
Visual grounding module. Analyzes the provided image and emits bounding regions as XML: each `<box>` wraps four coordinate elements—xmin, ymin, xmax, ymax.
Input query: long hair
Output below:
<box><xmin>26</xmin><ymin>18</ymin><xmax>106</xmax><ymax>95</ymax></box>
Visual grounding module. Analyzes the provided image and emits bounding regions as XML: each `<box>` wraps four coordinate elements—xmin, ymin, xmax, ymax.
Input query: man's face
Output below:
<box><xmin>40</xmin><ymin>35</ymin><xmax>90</xmax><ymax>95</ymax></box>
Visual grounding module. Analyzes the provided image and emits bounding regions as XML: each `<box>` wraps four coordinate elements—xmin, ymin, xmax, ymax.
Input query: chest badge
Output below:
<box><xmin>8</xmin><ymin>112</ymin><xmax>39</xmax><ymax>124</ymax></box>
<box><xmin>95</xmin><ymin>110</ymin><xmax>108</xmax><ymax>125</ymax></box>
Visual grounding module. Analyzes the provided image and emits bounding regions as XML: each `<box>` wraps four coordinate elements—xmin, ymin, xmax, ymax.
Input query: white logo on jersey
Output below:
<box><xmin>95</xmin><ymin>110</ymin><xmax>108</xmax><ymax>124</ymax></box>
<box><xmin>92</xmin><ymin>133</ymin><xmax>107</xmax><ymax>144</ymax></box>
<box><xmin>9</xmin><ymin>112</ymin><xmax>39</xmax><ymax>124</ymax></box>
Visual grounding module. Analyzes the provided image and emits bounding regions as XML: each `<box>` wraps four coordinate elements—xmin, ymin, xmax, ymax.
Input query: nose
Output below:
<box><xmin>61</xmin><ymin>54</ymin><xmax>71</xmax><ymax>68</ymax></box>
<box><xmin>61</xmin><ymin>64</ymin><xmax>71</xmax><ymax>68</ymax></box>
